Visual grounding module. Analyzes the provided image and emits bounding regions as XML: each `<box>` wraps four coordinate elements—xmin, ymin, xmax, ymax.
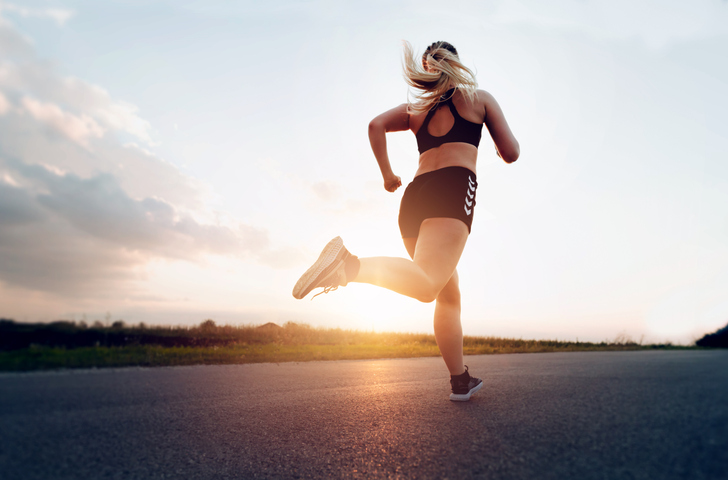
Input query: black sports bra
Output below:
<box><xmin>415</xmin><ymin>88</ymin><xmax>483</xmax><ymax>154</ymax></box>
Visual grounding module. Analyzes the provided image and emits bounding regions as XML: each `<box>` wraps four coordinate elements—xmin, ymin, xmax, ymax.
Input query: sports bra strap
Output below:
<box><xmin>421</xmin><ymin>91</ymin><xmax>463</xmax><ymax>133</ymax></box>
<box><xmin>421</xmin><ymin>99</ymin><xmax>442</xmax><ymax>125</ymax></box>
<box><xmin>415</xmin><ymin>88</ymin><xmax>483</xmax><ymax>154</ymax></box>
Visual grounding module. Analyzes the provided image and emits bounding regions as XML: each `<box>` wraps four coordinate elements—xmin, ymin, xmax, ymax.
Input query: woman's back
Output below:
<box><xmin>409</xmin><ymin>88</ymin><xmax>485</xmax><ymax>177</ymax></box>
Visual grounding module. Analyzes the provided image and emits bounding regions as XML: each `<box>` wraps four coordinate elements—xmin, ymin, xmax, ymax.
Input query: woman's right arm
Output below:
<box><xmin>479</xmin><ymin>90</ymin><xmax>520</xmax><ymax>164</ymax></box>
<box><xmin>368</xmin><ymin>104</ymin><xmax>410</xmax><ymax>192</ymax></box>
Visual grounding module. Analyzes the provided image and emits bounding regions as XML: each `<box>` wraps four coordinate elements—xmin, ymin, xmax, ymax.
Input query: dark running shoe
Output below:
<box><xmin>449</xmin><ymin>365</ymin><xmax>483</xmax><ymax>402</ymax></box>
<box><xmin>292</xmin><ymin>236</ymin><xmax>354</xmax><ymax>300</ymax></box>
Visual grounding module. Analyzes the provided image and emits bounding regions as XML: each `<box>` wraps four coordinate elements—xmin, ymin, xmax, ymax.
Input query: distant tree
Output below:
<box><xmin>111</xmin><ymin>320</ymin><xmax>125</xmax><ymax>329</ymax></box>
<box><xmin>50</xmin><ymin>320</ymin><xmax>76</xmax><ymax>330</ymax></box>
<box><xmin>696</xmin><ymin>323</ymin><xmax>728</xmax><ymax>348</ymax></box>
<box><xmin>200</xmin><ymin>319</ymin><xmax>217</xmax><ymax>331</ymax></box>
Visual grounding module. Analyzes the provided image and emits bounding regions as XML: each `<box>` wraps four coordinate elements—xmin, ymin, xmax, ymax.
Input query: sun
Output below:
<box><xmin>324</xmin><ymin>276</ymin><xmax>434</xmax><ymax>334</ymax></box>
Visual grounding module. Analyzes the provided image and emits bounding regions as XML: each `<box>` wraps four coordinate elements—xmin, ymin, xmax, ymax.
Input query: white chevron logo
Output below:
<box><xmin>464</xmin><ymin>177</ymin><xmax>475</xmax><ymax>215</ymax></box>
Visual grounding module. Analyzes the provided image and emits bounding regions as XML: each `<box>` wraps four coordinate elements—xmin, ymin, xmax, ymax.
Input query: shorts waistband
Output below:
<box><xmin>412</xmin><ymin>166</ymin><xmax>476</xmax><ymax>182</ymax></box>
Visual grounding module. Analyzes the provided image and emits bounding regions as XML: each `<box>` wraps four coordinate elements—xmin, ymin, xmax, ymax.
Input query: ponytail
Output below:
<box><xmin>402</xmin><ymin>41</ymin><xmax>478</xmax><ymax>114</ymax></box>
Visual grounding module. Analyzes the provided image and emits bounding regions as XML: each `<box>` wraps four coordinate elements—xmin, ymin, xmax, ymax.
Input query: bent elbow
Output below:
<box><xmin>504</xmin><ymin>152</ymin><xmax>519</xmax><ymax>164</ymax></box>
<box><xmin>504</xmin><ymin>143</ymin><xmax>520</xmax><ymax>164</ymax></box>
<box><xmin>368</xmin><ymin>119</ymin><xmax>384</xmax><ymax>136</ymax></box>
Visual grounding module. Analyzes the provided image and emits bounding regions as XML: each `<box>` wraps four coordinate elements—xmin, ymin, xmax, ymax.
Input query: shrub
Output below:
<box><xmin>696</xmin><ymin>323</ymin><xmax>728</xmax><ymax>348</ymax></box>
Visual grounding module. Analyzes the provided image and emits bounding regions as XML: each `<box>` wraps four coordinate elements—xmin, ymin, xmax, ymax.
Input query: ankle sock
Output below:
<box><xmin>451</xmin><ymin>369</ymin><xmax>470</xmax><ymax>381</ymax></box>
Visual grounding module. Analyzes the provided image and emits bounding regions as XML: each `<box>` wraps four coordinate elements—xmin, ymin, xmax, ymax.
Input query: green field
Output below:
<box><xmin>0</xmin><ymin>319</ymin><xmax>691</xmax><ymax>372</ymax></box>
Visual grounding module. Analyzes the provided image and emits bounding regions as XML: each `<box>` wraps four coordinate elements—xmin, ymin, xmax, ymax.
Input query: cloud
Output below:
<box><xmin>0</xmin><ymin>177</ymin><xmax>140</xmax><ymax>296</ymax></box>
<box><xmin>0</xmin><ymin>22</ymin><xmax>196</xmax><ymax>206</ymax></box>
<box><xmin>0</xmin><ymin>175</ymin><xmax>46</xmax><ymax>225</ymax></box>
<box><xmin>0</xmin><ymin>3</ymin><xmax>74</xmax><ymax>26</ymax></box>
<box><xmin>56</xmin><ymin>76</ymin><xmax>154</xmax><ymax>143</ymax></box>
<box><xmin>0</xmin><ymin>159</ymin><xmax>272</xmax><ymax>296</ymax></box>
<box><xmin>0</xmin><ymin>9</ymin><xmax>289</xmax><ymax>301</ymax></box>
<box><xmin>0</xmin><ymin>13</ymin><xmax>32</xmax><ymax>56</ymax></box>
<box><xmin>21</xmin><ymin>96</ymin><xmax>105</xmax><ymax>147</ymax></box>
<box><xmin>0</xmin><ymin>104</ymin><xmax>202</xmax><ymax>209</ymax></box>
<box><xmin>0</xmin><ymin>64</ymin><xmax>154</xmax><ymax>144</ymax></box>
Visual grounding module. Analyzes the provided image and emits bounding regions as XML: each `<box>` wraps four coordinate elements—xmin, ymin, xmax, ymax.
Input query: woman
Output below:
<box><xmin>293</xmin><ymin>41</ymin><xmax>519</xmax><ymax>401</ymax></box>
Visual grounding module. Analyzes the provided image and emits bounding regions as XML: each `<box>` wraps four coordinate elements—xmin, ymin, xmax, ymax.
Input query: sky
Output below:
<box><xmin>0</xmin><ymin>0</ymin><xmax>727</xmax><ymax>344</ymax></box>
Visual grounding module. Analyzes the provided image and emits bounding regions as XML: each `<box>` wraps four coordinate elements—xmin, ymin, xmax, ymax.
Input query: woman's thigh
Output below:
<box><xmin>403</xmin><ymin>237</ymin><xmax>417</xmax><ymax>259</ymax></box>
<box><xmin>408</xmin><ymin>217</ymin><xmax>469</xmax><ymax>292</ymax></box>
<box><xmin>403</xmin><ymin>233</ymin><xmax>460</xmax><ymax>303</ymax></box>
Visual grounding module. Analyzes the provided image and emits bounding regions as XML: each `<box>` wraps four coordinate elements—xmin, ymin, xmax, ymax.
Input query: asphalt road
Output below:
<box><xmin>1</xmin><ymin>350</ymin><xmax>727</xmax><ymax>479</ymax></box>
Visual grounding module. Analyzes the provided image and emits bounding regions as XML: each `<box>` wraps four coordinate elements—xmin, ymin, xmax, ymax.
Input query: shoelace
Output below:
<box><xmin>310</xmin><ymin>273</ymin><xmax>344</xmax><ymax>300</ymax></box>
<box><xmin>311</xmin><ymin>284</ymin><xmax>339</xmax><ymax>300</ymax></box>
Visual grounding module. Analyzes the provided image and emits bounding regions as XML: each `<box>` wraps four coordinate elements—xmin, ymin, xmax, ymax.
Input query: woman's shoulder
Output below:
<box><xmin>453</xmin><ymin>88</ymin><xmax>489</xmax><ymax>122</ymax></box>
<box><xmin>474</xmin><ymin>89</ymin><xmax>496</xmax><ymax>104</ymax></box>
<box><xmin>474</xmin><ymin>89</ymin><xmax>503</xmax><ymax>116</ymax></box>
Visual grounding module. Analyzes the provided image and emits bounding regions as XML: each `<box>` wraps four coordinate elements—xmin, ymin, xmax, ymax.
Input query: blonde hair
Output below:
<box><xmin>402</xmin><ymin>40</ymin><xmax>478</xmax><ymax>114</ymax></box>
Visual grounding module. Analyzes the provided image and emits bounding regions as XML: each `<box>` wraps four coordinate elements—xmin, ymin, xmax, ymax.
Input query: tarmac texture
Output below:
<box><xmin>1</xmin><ymin>350</ymin><xmax>727</xmax><ymax>479</ymax></box>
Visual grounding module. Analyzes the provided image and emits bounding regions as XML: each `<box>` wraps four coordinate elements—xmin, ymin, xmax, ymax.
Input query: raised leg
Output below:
<box><xmin>351</xmin><ymin>218</ymin><xmax>468</xmax><ymax>303</ymax></box>
<box><xmin>350</xmin><ymin>217</ymin><xmax>467</xmax><ymax>376</ymax></box>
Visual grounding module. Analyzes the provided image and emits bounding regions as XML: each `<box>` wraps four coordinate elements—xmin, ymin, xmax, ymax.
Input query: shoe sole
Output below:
<box><xmin>292</xmin><ymin>237</ymin><xmax>345</xmax><ymax>299</ymax></box>
<box><xmin>449</xmin><ymin>380</ymin><xmax>483</xmax><ymax>402</ymax></box>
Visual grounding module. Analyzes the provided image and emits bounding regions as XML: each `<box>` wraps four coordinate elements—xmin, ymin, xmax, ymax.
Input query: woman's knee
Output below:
<box><xmin>436</xmin><ymin>277</ymin><xmax>461</xmax><ymax>305</ymax></box>
<box><xmin>414</xmin><ymin>276</ymin><xmax>459</xmax><ymax>304</ymax></box>
<box><xmin>414</xmin><ymin>283</ymin><xmax>440</xmax><ymax>303</ymax></box>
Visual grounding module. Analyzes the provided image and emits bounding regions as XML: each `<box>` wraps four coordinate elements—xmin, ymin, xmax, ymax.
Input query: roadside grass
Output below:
<box><xmin>0</xmin><ymin>319</ymin><xmax>693</xmax><ymax>372</ymax></box>
<box><xmin>0</xmin><ymin>344</ymin><xmax>442</xmax><ymax>371</ymax></box>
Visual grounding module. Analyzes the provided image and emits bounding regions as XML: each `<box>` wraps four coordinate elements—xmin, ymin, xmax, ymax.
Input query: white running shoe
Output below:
<box><xmin>292</xmin><ymin>237</ymin><xmax>353</xmax><ymax>300</ymax></box>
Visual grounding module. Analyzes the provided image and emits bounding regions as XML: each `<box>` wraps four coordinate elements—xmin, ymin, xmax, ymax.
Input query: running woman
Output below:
<box><xmin>293</xmin><ymin>41</ymin><xmax>519</xmax><ymax>401</ymax></box>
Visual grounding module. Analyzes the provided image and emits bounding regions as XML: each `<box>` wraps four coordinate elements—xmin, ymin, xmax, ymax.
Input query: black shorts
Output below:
<box><xmin>398</xmin><ymin>166</ymin><xmax>478</xmax><ymax>238</ymax></box>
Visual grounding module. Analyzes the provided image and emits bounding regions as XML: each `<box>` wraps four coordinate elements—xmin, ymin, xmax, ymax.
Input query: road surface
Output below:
<box><xmin>1</xmin><ymin>350</ymin><xmax>726</xmax><ymax>479</ymax></box>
